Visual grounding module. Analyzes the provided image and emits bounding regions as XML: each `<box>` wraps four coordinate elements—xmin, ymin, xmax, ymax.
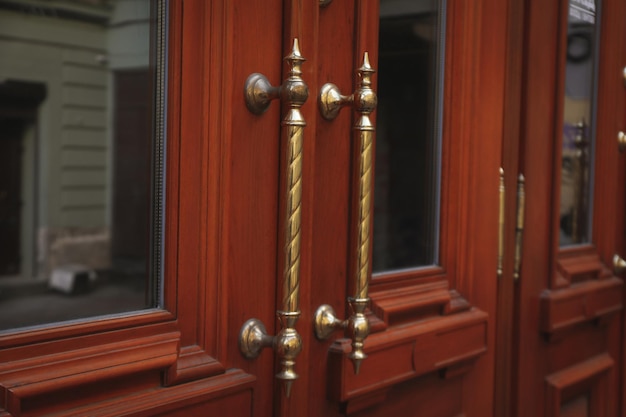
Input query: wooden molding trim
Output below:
<box><xmin>370</xmin><ymin>283</ymin><xmax>472</xmax><ymax>328</ymax></box>
<box><xmin>540</xmin><ymin>277</ymin><xmax>623</xmax><ymax>335</ymax></box>
<box><xmin>370</xmin><ymin>281</ymin><xmax>450</xmax><ymax>326</ymax></box>
<box><xmin>165</xmin><ymin>345</ymin><xmax>226</xmax><ymax>386</ymax></box>
<box><xmin>545</xmin><ymin>354</ymin><xmax>614</xmax><ymax>417</ymax></box>
<box><xmin>327</xmin><ymin>308</ymin><xmax>487</xmax><ymax>408</ymax></box>
<box><xmin>0</xmin><ymin>329</ymin><xmax>180</xmax><ymax>415</ymax></box>
<box><xmin>20</xmin><ymin>369</ymin><xmax>255</xmax><ymax>417</ymax></box>
<box><xmin>556</xmin><ymin>249</ymin><xmax>612</xmax><ymax>288</ymax></box>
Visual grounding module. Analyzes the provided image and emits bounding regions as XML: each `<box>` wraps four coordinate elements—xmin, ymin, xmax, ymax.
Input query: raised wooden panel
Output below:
<box><xmin>540</xmin><ymin>277</ymin><xmax>623</xmax><ymax>335</ymax></box>
<box><xmin>26</xmin><ymin>370</ymin><xmax>255</xmax><ymax>417</ymax></box>
<box><xmin>350</xmin><ymin>373</ymin><xmax>464</xmax><ymax>417</ymax></box>
<box><xmin>0</xmin><ymin>327</ymin><xmax>179</xmax><ymax>416</ymax></box>
<box><xmin>327</xmin><ymin>308</ymin><xmax>487</xmax><ymax>408</ymax></box>
<box><xmin>560</xmin><ymin>396</ymin><xmax>589</xmax><ymax>417</ymax></box>
<box><xmin>545</xmin><ymin>354</ymin><xmax>613</xmax><ymax>417</ymax></box>
<box><xmin>370</xmin><ymin>279</ymin><xmax>453</xmax><ymax>326</ymax></box>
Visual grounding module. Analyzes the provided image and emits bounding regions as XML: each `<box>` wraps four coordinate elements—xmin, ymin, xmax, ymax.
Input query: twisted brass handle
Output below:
<box><xmin>239</xmin><ymin>39</ymin><xmax>307</xmax><ymax>398</ymax></box>
<box><xmin>314</xmin><ymin>53</ymin><xmax>377</xmax><ymax>375</ymax></box>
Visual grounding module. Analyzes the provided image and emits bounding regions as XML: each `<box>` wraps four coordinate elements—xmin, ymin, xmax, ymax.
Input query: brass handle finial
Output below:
<box><xmin>239</xmin><ymin>38</ymin><xmax>307</xmax><ymax>398</ymax></box>
<box><xmin>314</xmin><ymin>52</ymin><xmax>377</xmax><ymax>375</ymax></box>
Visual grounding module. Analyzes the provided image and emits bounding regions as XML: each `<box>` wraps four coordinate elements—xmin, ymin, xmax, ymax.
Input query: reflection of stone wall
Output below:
<box><xmin>39</xmin><ymin>227</ymin><xmax>110</xmax><ymax>278</ymax></box>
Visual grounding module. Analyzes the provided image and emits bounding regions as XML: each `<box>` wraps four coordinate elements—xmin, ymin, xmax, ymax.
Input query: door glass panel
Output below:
<box><xmin>0</xmin><ymin>0</ymin><xmax>167</xmax><ymax>331</ymax></box>
<box><xmin>560</xmin><ymin>0</ymin><xmax>598</xmax><ymax>246</ymax></box>
<box><xmin>373</xmin><ymin>0</ymin><xmax>445</xmax><ymax>272</ymax></box>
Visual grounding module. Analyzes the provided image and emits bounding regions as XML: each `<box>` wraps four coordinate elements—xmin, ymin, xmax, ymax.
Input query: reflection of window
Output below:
<box><xmin>0</xmin><ymin>0</ymin><xmax>166</xmax><ymax>331</ymax></box>
<box><xmin>373</xmin><ymin>0</ymin><xmax>445</xmax><ymax>272</ymax></box>
<box><xmin>559</xmin><ymin>0</ymin><xmax>598</xmax><ymax>246</ymax></box>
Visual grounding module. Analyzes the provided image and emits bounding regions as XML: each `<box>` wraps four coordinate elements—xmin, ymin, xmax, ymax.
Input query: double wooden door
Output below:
<box><xmin>1</xmin><ymin>0</ymin><xmax>625</xmax><ymax>416</ymax></box>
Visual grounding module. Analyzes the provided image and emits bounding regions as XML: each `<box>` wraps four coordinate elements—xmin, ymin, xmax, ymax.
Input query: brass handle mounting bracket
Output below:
<box><xmin>314</xmin><ymin>53</ymin><xmax>377</xmax><ymax>375</ymax></box>
<box><xmin>314</xmin><ymin>298</ymin><xmax>370</xmax><ymax>371</ymax></box>
<box><xmin>239</xmin><ymin>39</ymin><xmax>308</xmax><ymax>398</ymax></box>
<box><xmin>618</xmin><ymin>131</ymin><xmax>626</xmax><ymax>152</ymax></box>
<box><xmin>613</xmin><ymin>254</ymin><xmax>626</xmax><ymax>274</ymax></box>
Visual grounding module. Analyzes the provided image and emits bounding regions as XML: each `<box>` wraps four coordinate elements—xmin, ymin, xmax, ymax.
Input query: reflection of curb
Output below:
<box><xmin>49</xmin><ymin>265</ymin><xmax>97</xmax><ymax>295</ymax></box>
<box><xmin>0</xmin><ymin>277</ymin><xmax>48</xmax><ymax>299</ymax></box>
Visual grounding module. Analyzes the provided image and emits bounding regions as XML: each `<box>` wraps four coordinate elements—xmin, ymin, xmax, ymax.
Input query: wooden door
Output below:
<box><xmin>0</xmin><ymin>1</ymin><xmax>506</xmax><ymax>416</ymax></box>
<box><xmin>498</xmin><ymin>0</ymin><xmax>626</xmax><ymax>416</ymax></box>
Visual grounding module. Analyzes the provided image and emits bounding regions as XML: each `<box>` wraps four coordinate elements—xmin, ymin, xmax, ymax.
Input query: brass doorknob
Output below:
<box><xmin>613</xmin><ymin>254</ymin><xmax>626</xmax><ymax>274</ymax></box>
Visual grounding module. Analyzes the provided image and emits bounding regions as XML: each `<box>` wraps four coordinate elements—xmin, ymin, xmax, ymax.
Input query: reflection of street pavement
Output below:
<box><xmin>0</xmin><ymin>272</ymin><xmax>148</xmax><ymax>331</ymax></box>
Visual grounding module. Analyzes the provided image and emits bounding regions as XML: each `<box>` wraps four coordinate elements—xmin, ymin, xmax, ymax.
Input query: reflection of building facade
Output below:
<box><xmin>0</xmin><ymin>0</ymin><xmax>150</xmax><ymax>281</ymax></box>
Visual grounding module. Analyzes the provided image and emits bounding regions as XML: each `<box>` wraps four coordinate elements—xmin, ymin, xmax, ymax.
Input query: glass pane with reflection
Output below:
<box><xmin>0</xmin><ymin>0</ymin><xmax>165</xmax><ymax>331</ymax></box>
<box><xmin>559</xmin><ymin>0</ymin><xmax>598</xmax><ymax>246</ymax></box>
<box><xmin>373</xmin><ymin>0</ymin><xmax>444</xmax><ymax>272</ymax></box>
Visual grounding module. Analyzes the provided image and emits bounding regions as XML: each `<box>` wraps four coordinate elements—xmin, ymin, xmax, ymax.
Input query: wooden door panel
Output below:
<box><xmin>545</xmin><ymin>354</ymin><xmax>614</xmax><ymax>417</ymax></box>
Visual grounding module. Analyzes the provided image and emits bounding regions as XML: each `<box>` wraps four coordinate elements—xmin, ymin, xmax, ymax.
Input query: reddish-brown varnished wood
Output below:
<box><xmin>2</xmin><ymin>0</ymin><xmax>625</xmax><ymax>416</ymax></box>
<box><xmin>496</xmin><ymin>0</ymin><xmax>526</xmax><ymax>415</ymax></box>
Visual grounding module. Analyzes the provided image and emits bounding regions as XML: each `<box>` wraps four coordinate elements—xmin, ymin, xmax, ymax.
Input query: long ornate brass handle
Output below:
<box><xmin>314</xmin><ymin>53</ymin><xmax>377</xmax><ymax>375</ymax></box>
<box><xmin>239</xmin><ymin>39</ymin><xmax>307</xmax><ymax>398</ymax></box>
<box><xmin>513</xmin><ymin>174</ymin><xmax>525</xmax><ymax>280</ymax></box>
<box><xmin>497</xmin><ymin>168</ymin><xmax>505</xmax><ymax>278</ymax></box>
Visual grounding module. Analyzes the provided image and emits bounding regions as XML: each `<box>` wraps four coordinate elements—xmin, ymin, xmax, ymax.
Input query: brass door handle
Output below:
<box><xmin>513</xmin><ymin>174</ymin><xmax>526</xmax><ymax>280</ymax></box>
<box><xmin>314</xmin><ymin>53</ymin><xmax>377</xmax><ymax>375</ymax></box>
<box><xmin>239</xmin><ymin>39</ymin><xmax>308</xmax><ymax>398</ymax></box>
